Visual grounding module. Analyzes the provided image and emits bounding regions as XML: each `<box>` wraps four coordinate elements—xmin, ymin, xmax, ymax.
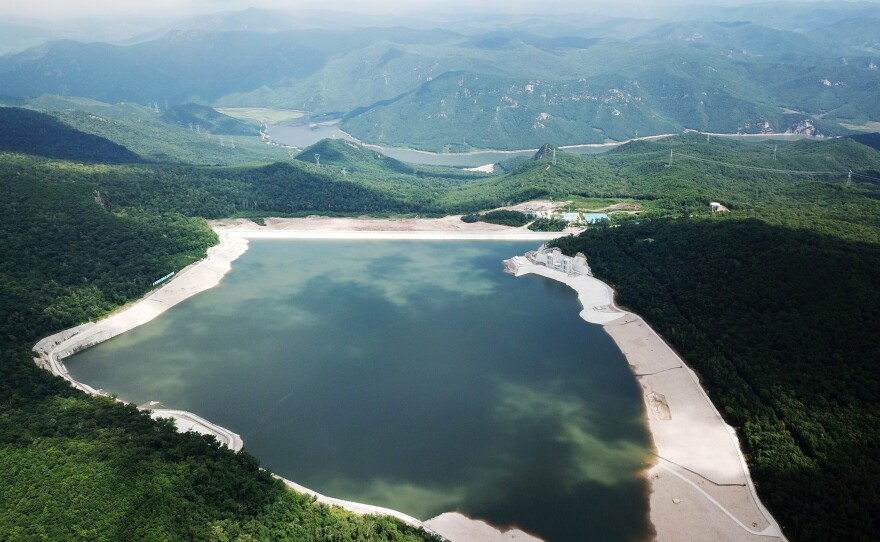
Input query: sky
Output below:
<box><xmin>2</xmin><ymin>0</ymin><xmax>862</xmax><ymax>22</ymax></box>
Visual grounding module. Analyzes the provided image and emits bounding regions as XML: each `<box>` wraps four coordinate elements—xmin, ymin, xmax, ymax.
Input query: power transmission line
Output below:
<box><xmin>668</xmin><ymin>151</ymin><xmax>880</xmax><ymax>181</ymax></box>
<box><xmin>851</xmin><ymin>171</ymin><xmax>880</xmax><ymax>182</ymax></box>
<box><xmin>553</xmin><ymin>147</ymin><xmax>879</xmax><ymax>182</ymax></box>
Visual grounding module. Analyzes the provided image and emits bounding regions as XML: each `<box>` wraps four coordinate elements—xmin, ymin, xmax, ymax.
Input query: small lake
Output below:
<box><xmin>68</xmin><ymin>241</ymin><xmax>653</xmax><ymax>542</ymax></box>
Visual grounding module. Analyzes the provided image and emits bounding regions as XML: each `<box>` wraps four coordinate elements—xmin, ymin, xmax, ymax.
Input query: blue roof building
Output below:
<box><xmin>584</xmin><ymin>213</ymin><xmax>609</xmax><ymax>224</ymax></box>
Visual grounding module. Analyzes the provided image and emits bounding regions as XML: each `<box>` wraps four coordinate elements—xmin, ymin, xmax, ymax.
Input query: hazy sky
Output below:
<box><xmin>4</xmin><ymin>0</ymin><xmax>866</xmax><ymax>22</ymax></box>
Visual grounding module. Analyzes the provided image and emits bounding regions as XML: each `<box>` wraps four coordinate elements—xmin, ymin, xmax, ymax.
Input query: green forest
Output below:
<box><xmin>2</xmin><ymin>102</ymin><xmax>880</xmax><ymax>541</ymax></box>
<box><xmin>552</xmin><ymin>219</ymin><xmax>880</xmax><ymax>541</ymax></box>
<box><xmin>544</xmin><ymin>135</ymin><xmax>880</xmax><ymax>541</ymax></box>
<box><xmin>0</xmin><ymin>156</ymin><xmax>432</xmax><ymax>540</ymax></box>
<box><xmin>461</xmin><ymin>210</ymin><xmax>531</xmax><ymax>227</ymax></box>
<box><xmin>0</xmin><ymin>142</ymin><xmax>441</xmax><ymax>541</ymax></box>
<box><xmin>4</xmin><ymin>12</ymin><xmax>880</xmax><ymax>152</ymax></box>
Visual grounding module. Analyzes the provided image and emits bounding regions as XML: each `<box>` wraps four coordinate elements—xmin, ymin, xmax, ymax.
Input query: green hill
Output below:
<box><xmin>552</xmin><ymin>218</ymin><xmax>880</xmax><ymax>542</ymax></box>
<box><xmin>2</xmin><ymin>6</ymin><xmax>880</xmax><ymax>538</ymax></box>
<box><xmin>294</xmin><ymin>138</ymin><xmax>402</xmax><ymax>169</ymax></box>
<box><xmin>0</xmin><ymin>31</ymin><xmax>329</xmax><ymax>104</ymax></box>
<box><xmin>1</xmin><ymin>16</ymin><xmax>878</xmax><ymax>151</ymax></box>
<box><xmin>163</xmin><ymin>103</ymin><xmax>259</xmax><ymax>136</ymax></box>
<box><xmin>0</xmin><ymin>107</ymin><xmax>141</xmax><ymax>163</ymax></box>
<box><xmin>3</xmin><ymin>95</ymin><xmax>880</xmax><ymax>541</ymax></box>
<box><xmin>340</xmin><ymin>39</ymin><xmax>876</xmax><ymax>150</ymax></box>
<box><xmin>848</xmin><ymin>132</ymin><xmax>880</xmax><ymax>151</ymax></box>
<box><xmin>0</xmin><ymin>151</ymin><xmax>440</xmax><ymax>542</ymax></box>
<box><xmin>12</xmin><ymin>96</ymin><xmax>290</xmax><ymax>165</ymax></box>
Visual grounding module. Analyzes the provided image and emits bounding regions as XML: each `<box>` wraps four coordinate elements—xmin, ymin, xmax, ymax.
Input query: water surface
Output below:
<box><xmin>268</xmin><ymin>122</ymin><xmax>819</xmax><ymax>167</ymax></box>
<box><xmin>267</xmin><ymin>124</ymin><xmax>615</xmax><ymax>166</ymax></box>
<box><xmin>69</xmin><ymin>241</ymin><xmax>652</xmax><ymax>542</ymax></box>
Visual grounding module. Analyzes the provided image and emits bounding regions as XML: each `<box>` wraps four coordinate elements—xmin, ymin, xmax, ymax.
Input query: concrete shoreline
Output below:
<box><xmin>506</xmin><ymin>256</ymin><xmax>786</xmax><ymax>542</ymax></box>
<box><xmin>31</xmin><ymin>221</ymin><xmax>575</xmax><ymax>538</ymax></box>
<box><xmin>33</xmin><ymin>227</ymin><xmax>251</xmax><ymax>450</ymax></box>
<box><xmin>32</xmin><ymin>219</ymin><xmax>786</xmax><ymax>541</ymax></box>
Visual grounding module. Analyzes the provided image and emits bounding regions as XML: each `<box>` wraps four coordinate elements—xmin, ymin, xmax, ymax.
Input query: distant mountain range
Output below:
<box><xmin>1</xmin><ymin>4</ymin><xmax>878</xmax><ymax>151</ymax></box>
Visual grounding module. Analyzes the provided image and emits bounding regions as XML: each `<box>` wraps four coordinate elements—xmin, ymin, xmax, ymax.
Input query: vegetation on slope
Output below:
<box><xmin>3</xmin><ymin>120</ymin><xmax>880</xmax><ymax>541</ymax></box>
<box><xmin>163</xmin><ymin>103</ymin><xmax>260</xmax><ymax>136</ymax></box>
<box><xmin>7</xmin><ymin>131</ymin><xmax>879</xmax><ymax>225</ymax></box>
<box><xmin>552</xmin><ymin>218</ymin><xmax>880</xmax><ymax>542</ymax></box>
<box><xmin>461</xmin><ymin>210</ymin><xmax>530</xmax><ymax>227</ymax></box>
<box><xmin>3</xmin><ymin>12</ymin><xmax>880</xmax><ymax>151</ymax></box>
<box><xmin>0</xmin><ymin>95</ymin><xmax>290</xmax><ymax>165</ymax></box>
<box><xmin>0</xmin><ymin>151</ymin><xmax>440</xmax><ymax>542</ymax></box>
<box><xmin>0</xmin><ymin>107</ymin><xmax>141</xmax><ymax>163</ymax></box>
<box><xmin>527</xmin><ymin>217</ymin><xmax>567</xmax><ymax>232</ymax></box>
<box><xmin>49</xmin><ymin>107</ymin><xmax>287</xmax><ymax>166</ymax></box>
<box><xmin>542</xmin><ymin>135</ymin><xmax>880</xmax><ymax>541</ymax></box>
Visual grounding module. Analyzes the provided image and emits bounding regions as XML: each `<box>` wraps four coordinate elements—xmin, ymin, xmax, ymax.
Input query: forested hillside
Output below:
<box><xmin>0</xmin><ymin>96</ymin><xmax>289</xmax><ymax>165</ymax></box>
<box><xmin>5</xmin><ymin>130</ymin><xmax>879</xmax><ymax>225</ymax></box>
<box><xmin>2</xmin><ymin>2</ymin><xmax>878</xmax><ymax>539</ymax></box>
<box><xmin>163</xmin><ymin>103</ymin><xmax>260</xmax><ymax>136</ymax></box>
<box><xmin>541</xmin><ymin>135</ymin><xmax>880</xmax><ymax>542</ymax></box>
<box><xmin>552</xmin><ymin>218</ymin><xmax>880</xmax><ymax>542</ymax></box>
<box><xmin>46</xmin><ymin>105</ymin><xmax>288</xmax><ymax>166</ymax></box>
<box><xmin>0</xmin><ymin>108</ymin><xmax>141</xmax><ymax>163</ymax></box>
<box><xmin>1</xmin><ymin>8</ymin><xmax>879</xmax><ymax>151</ymax></box>
<box><xmin>2</xmin><ymin>97</ymin><xmax>880</xmax><ymax>541</ymax></box>
<box><xmin>0</xmin><ymin>150</ymin><xmax>440</xmax><ymax>542</ymax></box>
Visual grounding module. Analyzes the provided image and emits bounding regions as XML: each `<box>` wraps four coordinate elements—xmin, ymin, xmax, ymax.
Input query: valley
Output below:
<box><xmin>1</xmin><ymin>2</ymin><xmax>880</xmax><ymax>541</ymax></box>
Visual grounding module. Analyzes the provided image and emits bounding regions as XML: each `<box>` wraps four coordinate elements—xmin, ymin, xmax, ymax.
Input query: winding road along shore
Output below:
<box><xmin>32</xmin><ymin>216</ymin><xmax>785</xmax><ymax>541</ymax></box>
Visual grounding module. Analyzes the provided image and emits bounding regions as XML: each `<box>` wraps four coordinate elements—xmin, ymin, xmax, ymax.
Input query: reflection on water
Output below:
<box><xmin>68</xmin><ymin>241</ymin><xmax>652</xmax><ymax>542</ymax></box>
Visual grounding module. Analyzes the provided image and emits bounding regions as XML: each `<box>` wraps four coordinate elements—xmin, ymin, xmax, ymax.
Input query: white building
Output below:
<box><xmin>529</xmin><ymin>247</ymin><xmax>592</xmax><ymax>276</ymax></box>
<box><xmin>562</xmin><ymin>212</ymin><xmax>580</xmax><ymax>223</ymax></box>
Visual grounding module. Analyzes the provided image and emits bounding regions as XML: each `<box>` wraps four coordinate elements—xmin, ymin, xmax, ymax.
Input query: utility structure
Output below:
<box><xmin>314</xmin><ymin>153</ymin><xmax>321</xmax><ymax>168</ymax></box>
<box><xmin>552</xmin><ymin>148</ymin><xmax>557</xmax><ymax>166</ymax></box>
<box><xmin>774</xmin><ymin>144</ymin><xmax>778</xmax><ymax>161</ymax></box>
<box><xmin>342</xmin><ymin>167</ymin><xmax>347</xmax><ymax>178</ymax></box>
<box><xmin>668</xmin><ymin>149</ymin><xmax>673</xmax><ymax>167</ymax></box>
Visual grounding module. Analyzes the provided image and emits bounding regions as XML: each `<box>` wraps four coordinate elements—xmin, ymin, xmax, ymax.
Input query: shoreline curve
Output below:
<box><xmin>32</xmin><ymin>217</ymin><xmax>786</xmax><ymax>541</ymax></box>
<box><xmin>506</xmin><ymin>255</ymin><xmax>787</xmax><ymax>542</ymax></box>
<box><xmin>31</xmin><ymin>219</ymin><xmax>572</xmax><ymax>537</ymax></box>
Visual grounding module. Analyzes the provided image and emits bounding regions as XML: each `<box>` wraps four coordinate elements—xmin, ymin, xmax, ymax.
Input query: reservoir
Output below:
<box><xmin>267</xmin><ymin>121</ymin><xmax>816</xmax><ymax>167</ymax></box>
<box><xmin>266</xmin><ymin>124</ymin><xmax>619</xmax><ymax>166</ymax></box>
<box><xmin>68</xmin><ymin>240</ymin><xmax>652</xmax><ymax>542</ymax></box>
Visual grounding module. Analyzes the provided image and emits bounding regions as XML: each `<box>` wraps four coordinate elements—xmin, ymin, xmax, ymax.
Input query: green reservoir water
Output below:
<box><xmin>68</xmin><ymin>241</ymin><xmax>652</xmax><ymax>542</ymax></box>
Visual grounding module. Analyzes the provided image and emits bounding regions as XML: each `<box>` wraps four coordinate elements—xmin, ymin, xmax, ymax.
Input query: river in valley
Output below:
<box><xmin>267</xmin><ymin>121</ymin><xmax>816</xmax><ymax>167</ymax></box>
<box><xmin>267</xmin><ymin>124</ymin><xmax>626</xmax><ymax>166</ymax></box>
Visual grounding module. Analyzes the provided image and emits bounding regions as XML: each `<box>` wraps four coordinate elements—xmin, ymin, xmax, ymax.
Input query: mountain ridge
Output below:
<box><xmin>1</xmin><ymin>19</ymin><xmax>877</xmax><ymax>151</ymax></box>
